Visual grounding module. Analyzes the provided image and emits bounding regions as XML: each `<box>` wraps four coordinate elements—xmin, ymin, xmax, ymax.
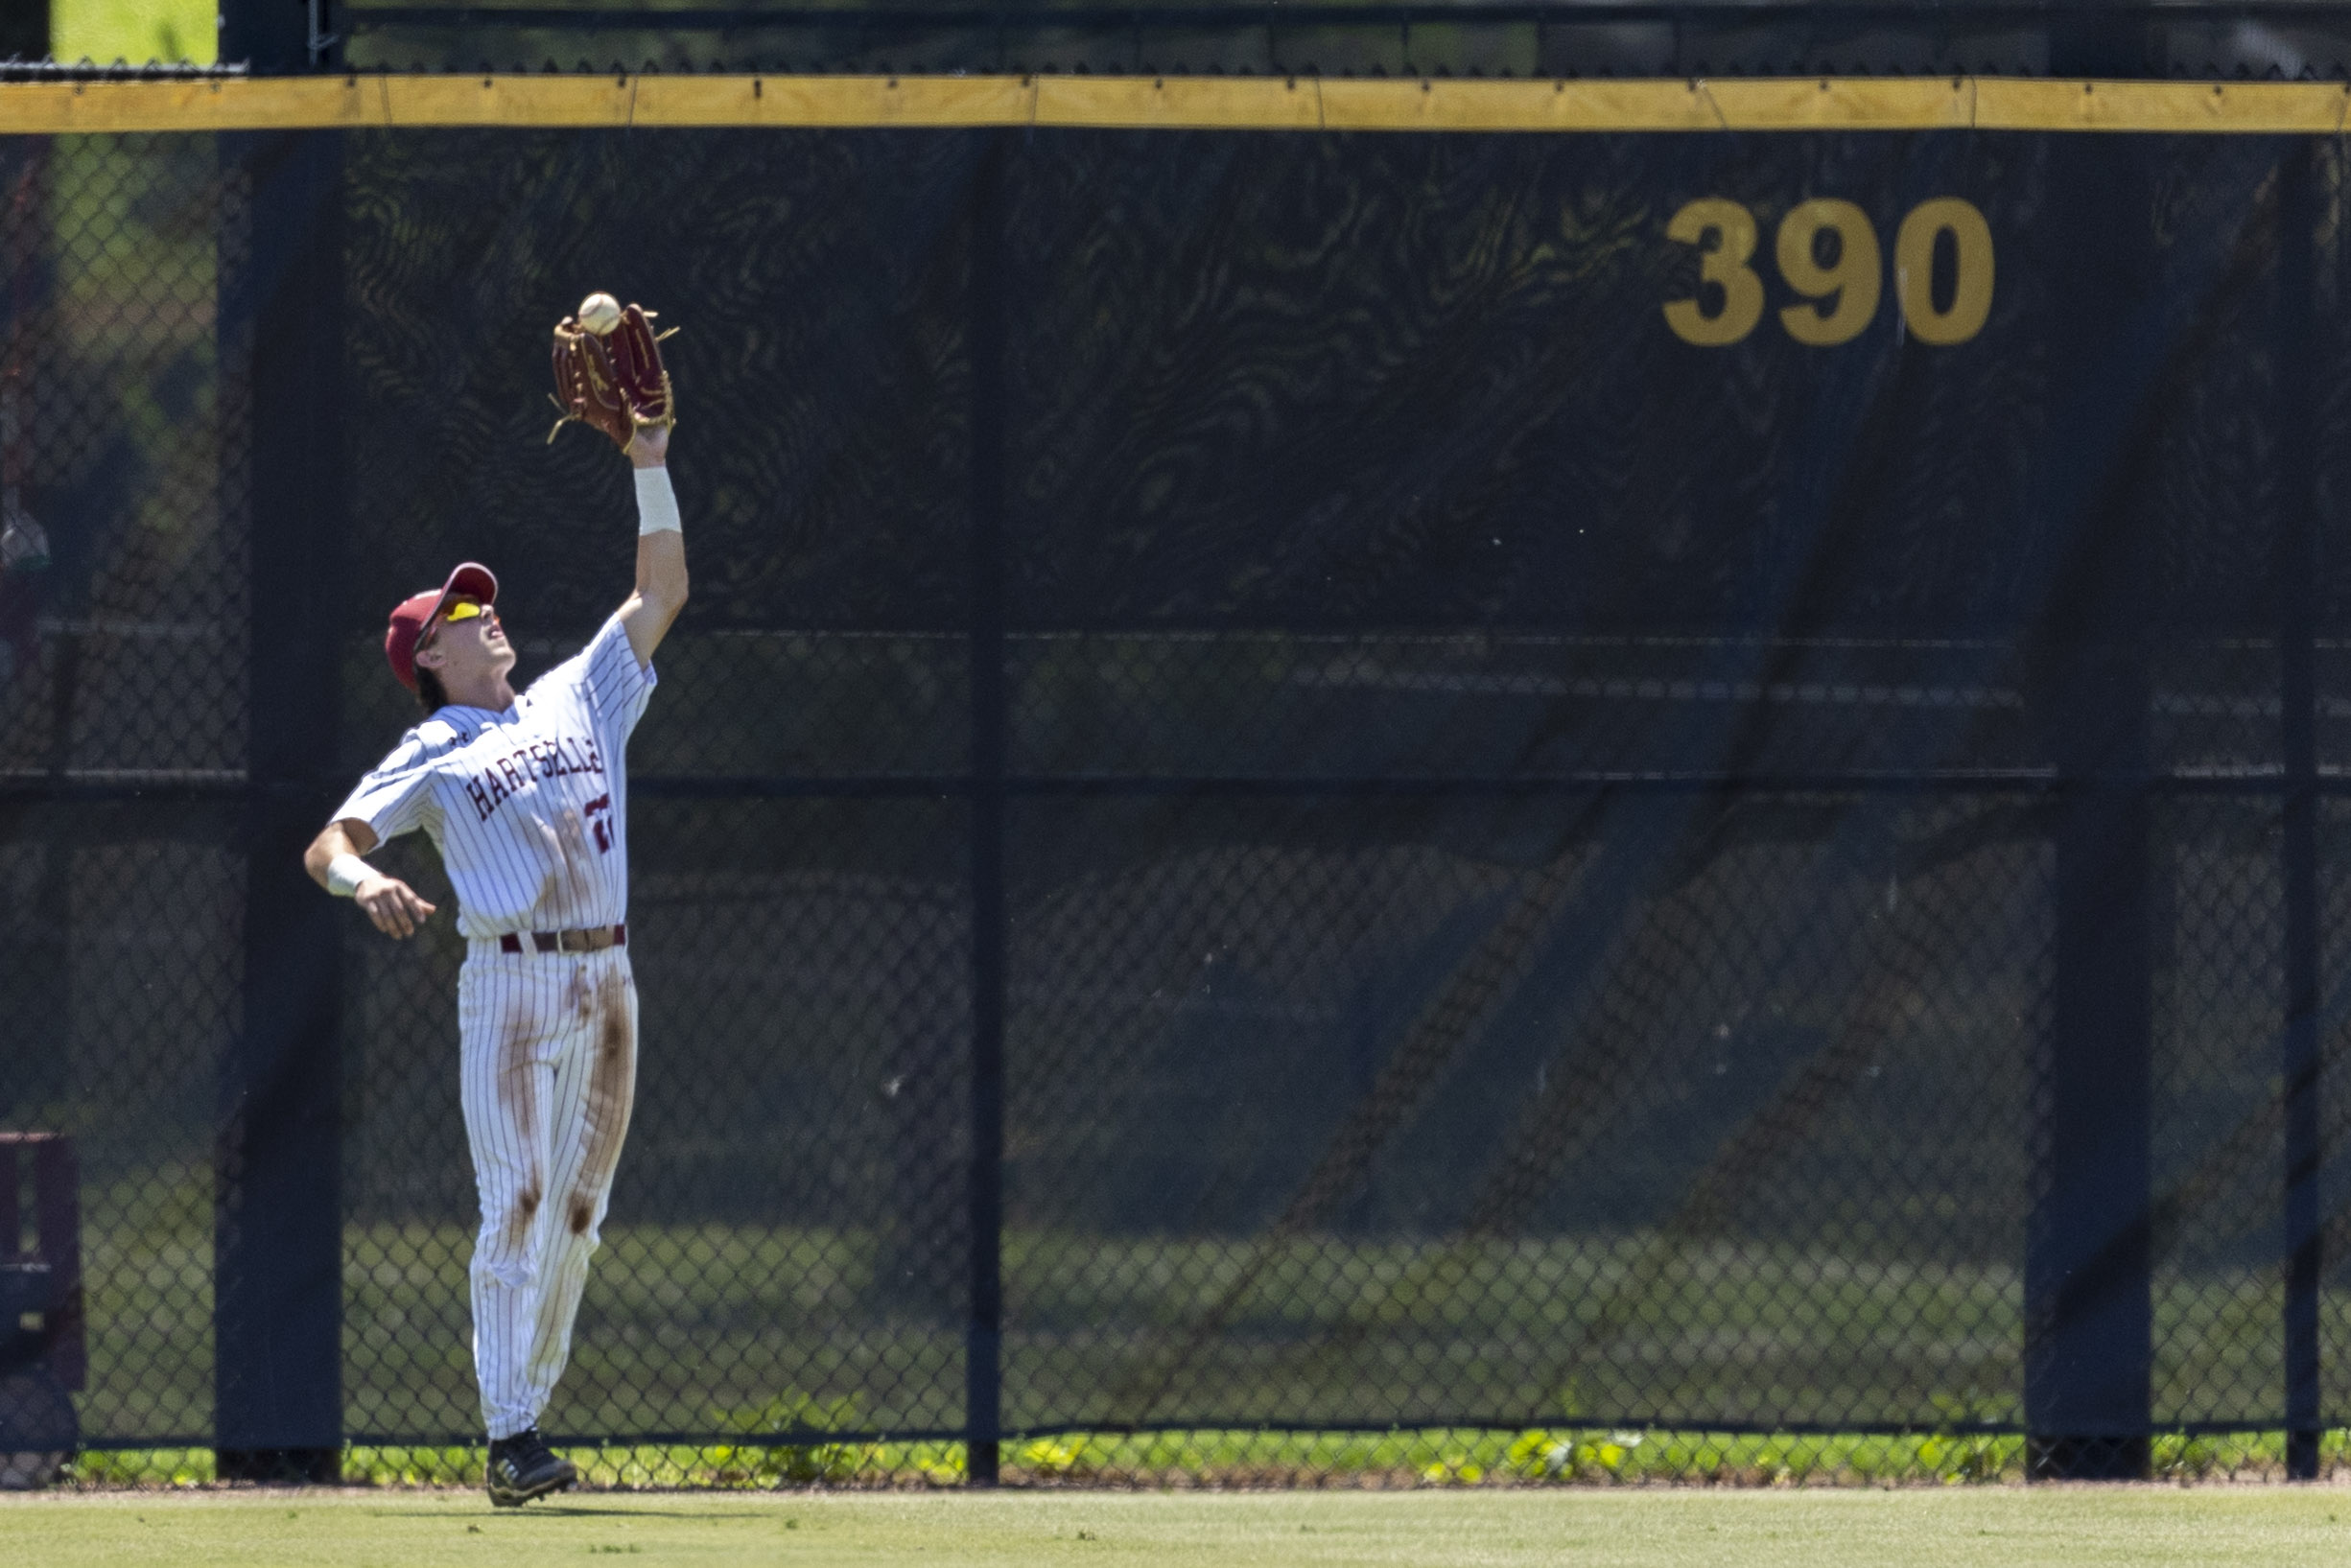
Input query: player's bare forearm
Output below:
<box><xmin>620</xmin><ymin>427</ymin><xmax>688</xmax><ymax>667</ymax></box>
<box><xmin>305</xmin><ymin>817</ymin><xmax>437</xmax><ymax>938</ymax></box>
<box><xmin>304</xmin><ymin>818</ymin><xmax>379</xmax><ymax>887</ymax></box>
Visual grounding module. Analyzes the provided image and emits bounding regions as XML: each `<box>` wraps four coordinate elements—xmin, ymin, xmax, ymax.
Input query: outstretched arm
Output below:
<box><xmin>618</xmin><ymin>425</ymin><xmax>688</xmax><ymax>669</ymax></box>
<box><xmin>304</xmin><ymin>818</ymin><xmax>438</xmax><ymax>939</ymax></box>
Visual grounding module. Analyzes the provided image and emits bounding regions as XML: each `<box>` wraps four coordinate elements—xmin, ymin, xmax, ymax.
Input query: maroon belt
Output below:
<box><xmin>499</xmin><ymin>924</ymin><xmax>625</xmax><ymax>955</ymax></box>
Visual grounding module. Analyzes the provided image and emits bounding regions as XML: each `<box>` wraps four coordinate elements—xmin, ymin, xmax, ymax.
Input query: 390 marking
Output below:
<box><xmin>1663</xmin><ymin>198</ymin><xmax>1994</xmax><ymax>347</ymax></box>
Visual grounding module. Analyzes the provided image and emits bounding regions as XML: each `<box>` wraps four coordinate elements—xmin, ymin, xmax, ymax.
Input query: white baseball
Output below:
<box><xmin>576</xmin><ymin>293</ymin><xmax>623</xmax><ymax>336</ymax></box>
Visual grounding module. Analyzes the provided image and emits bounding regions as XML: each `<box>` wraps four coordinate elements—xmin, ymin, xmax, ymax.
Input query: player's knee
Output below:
<box><xmin>474</xmin><ymin>1187</ymin><xmax>545</xmax><ymax>1277</ymax></box>
<box><xmin>472</xmin><ymin>1249</ymin><xmax>539</xmax><ymax>1291</ymax></box>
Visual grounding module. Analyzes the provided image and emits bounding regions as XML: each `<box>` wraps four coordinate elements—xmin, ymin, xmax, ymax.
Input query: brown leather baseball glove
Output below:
<box><xmin>547</xmin><ymin>302</ymin><xmax>676</xmax><ymax>450</ymax></box>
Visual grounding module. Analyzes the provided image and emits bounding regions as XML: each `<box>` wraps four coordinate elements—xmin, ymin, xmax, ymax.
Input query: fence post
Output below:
<box><xmin>215</xmin><ymin>128</ymin><xmax>345</xmax><ymax>1485</ymax></box>
<box><xmin>2277</xmin><ymin>136</ymin><xmax>2322</xmax><ymax>1484</ymax></box>
<box><xmin>218</xmin><ymin>0</ymin><xmax>314</xmax><ymax>72</ymax></box>
<box><xmin>963</xmin><ymin>128</ymin><xmax>1008</xmax><ymax>1489</ymax></box>
<box><xmin>2029</xmin><ymin>771</ymin><xmax>2152</xmax><ymax>1480</ymax></box>
<box><xmin>2022</xmin><ymin>133</ymin><xmax>2153</xmax><ymax>1483</ymax></box>
<box><xmin>0</xmin><ymin>0</ymin><xmax>44</xmax><ymax>67</ymax></box>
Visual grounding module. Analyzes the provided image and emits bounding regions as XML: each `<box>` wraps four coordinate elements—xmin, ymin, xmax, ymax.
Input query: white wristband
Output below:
<box><xmin>325</xmin><ymin>854</ymin><xmax>376</xmax><ymax>898</ymax></box>
<box><xmin>634</xmin><ymin>464</ymin><xmax>681</xmax><ymax>536</ymax></box>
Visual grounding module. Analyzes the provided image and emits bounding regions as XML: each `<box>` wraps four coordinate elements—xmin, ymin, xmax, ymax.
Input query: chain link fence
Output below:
<box><xmin>3</xmin><ymin>119</ymin><xmax>2351</xmax><ymax>1488</ymax></box>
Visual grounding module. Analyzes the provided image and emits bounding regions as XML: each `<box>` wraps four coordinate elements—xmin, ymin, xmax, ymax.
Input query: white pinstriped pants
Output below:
<box><xmin>458</xmin><ymin>941</ymin><xmax>639</xmax><ymax>1440</ymax></box>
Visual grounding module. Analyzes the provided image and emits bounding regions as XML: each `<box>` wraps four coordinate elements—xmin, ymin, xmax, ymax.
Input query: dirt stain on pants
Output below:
<box><xmin>493</xmin><ymin>995</ymin><xmax>543</xmax><ymax>1259</ymax></box>
<box><xmin>568</xmin><ymin>967</ymin><xmax>637</xmax><ymax>1236</ymax></box>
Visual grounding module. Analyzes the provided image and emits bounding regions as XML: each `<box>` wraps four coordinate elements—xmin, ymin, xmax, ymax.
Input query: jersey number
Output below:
<box><xmin>585</xmin><ymin>795</ymin><xmax>614</xmax><ymax>854</ymax></box>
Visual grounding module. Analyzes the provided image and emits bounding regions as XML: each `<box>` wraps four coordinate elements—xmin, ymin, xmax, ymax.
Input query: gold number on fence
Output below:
<box><xmin>1775</xmin><ymin>199</ymin><xmax>1882</xmax><ymax>346</ymax></box>
<box><xmin>1893</xmin><ymin>198</ymin><xmax>1995</xmax><ymax>345</ymax></box>
<box><xmin>1662</xmin><ymin>199</ymin><xmax>1766</xmax><ymax>346</ymax></box>
<box><xmin>1665</xmin><ymin>197</ymin><xmax>1992</xmax><ymax>346</ymax></box>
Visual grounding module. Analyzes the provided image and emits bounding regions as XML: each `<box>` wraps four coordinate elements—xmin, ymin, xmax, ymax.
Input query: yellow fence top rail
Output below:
<box><xmin>1</xmin><ymin>74</ymin><xmax>2348</xmax><ymax>134</ymax></box>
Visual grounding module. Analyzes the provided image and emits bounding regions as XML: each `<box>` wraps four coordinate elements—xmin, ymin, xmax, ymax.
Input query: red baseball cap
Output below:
<box><xmin>384</xmin><ymin>562</ymin><xmax>499</xmax><ymax>691</ymax></box>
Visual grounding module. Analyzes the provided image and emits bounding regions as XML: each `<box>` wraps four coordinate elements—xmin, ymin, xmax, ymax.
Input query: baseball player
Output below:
<box><xmin>303</xmin><ymin>304</ymin><xmax>684</xmax><ymax>1506</ymax></box>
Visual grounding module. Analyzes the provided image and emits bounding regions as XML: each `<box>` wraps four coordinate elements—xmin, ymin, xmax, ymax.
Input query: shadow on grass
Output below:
<box><xmin>364</xmin><ymin>1504</ymin><xmax>782</xmax><ymax>1519</ymax></box>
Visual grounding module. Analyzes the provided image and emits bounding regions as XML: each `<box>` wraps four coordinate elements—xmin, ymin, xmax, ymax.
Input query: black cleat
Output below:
<box><xmin>485</xmin><ymin>1427</ymin><xmax>577</xmax><ymax>1508</ymax></box>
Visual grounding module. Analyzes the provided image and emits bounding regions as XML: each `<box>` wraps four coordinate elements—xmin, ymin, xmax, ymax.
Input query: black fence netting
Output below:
<box><xmin>326</xmin><ymin>0</ymin><xmax>2351</xmax><ymax>82</ymax></box>
<box><xmin>4</xmin><ymin>118</ymin><xmax>2351</xmax><ymax>1487</ymax></box>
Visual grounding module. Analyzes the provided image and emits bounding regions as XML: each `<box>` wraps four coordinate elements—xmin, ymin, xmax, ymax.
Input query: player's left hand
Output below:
<box><xmin>626</xmin><ymin>424</ymin><xmax>669</xmax><ymax>468</ymax></box>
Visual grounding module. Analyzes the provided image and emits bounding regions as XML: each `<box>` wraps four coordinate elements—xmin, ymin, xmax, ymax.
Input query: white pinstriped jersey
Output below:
<box><xmin>333</xmin><ymin>613</ymin><xmax>656</xmax><ymax>939</ymax></box>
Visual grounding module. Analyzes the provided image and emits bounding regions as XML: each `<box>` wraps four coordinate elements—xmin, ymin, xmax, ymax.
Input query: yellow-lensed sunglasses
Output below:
<box><xmin>420</xmin><ymin>598</ymin><xmax>496</xmax><ymax>648</ymax></box>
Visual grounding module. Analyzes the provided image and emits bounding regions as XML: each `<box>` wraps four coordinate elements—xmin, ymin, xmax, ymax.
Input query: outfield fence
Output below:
<box><xmin>4</xmin><ymin>79</ymin><xmax>2351</xmax><ymax>1486</ymax></box>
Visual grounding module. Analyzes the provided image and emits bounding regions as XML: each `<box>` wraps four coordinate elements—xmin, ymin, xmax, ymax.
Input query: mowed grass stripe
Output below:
<box><xmin>6</xmin><ymin>1487</ymin><xmax>2351</xmax><ymax>1567</ymax></box>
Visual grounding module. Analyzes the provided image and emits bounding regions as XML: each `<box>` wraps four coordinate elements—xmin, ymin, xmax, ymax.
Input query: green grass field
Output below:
<box><xmin>9</xmin><ymin>1487</ymin><xmax>2351</xmax><ymax>1567</ymax></box>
